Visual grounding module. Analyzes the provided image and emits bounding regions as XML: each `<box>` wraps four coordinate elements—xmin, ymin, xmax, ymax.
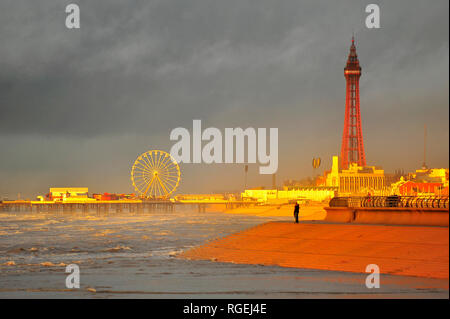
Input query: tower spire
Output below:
<box><xmin>341</xmin><ymin>37</ymin><xmax>366</xmax><ymax>169</ymax></box>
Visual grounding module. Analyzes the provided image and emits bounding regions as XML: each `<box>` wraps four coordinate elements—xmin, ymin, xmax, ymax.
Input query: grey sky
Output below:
<box><xmin>0</xmin><ymin>0</ymin><xmax>448</xmax><ymax>198</ymax></box>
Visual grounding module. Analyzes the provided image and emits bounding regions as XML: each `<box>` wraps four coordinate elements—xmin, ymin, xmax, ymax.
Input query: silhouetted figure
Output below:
<box><xmin>293</xmin><ymin>202</ymin><xmax>300</xmax><ymax>223</ymax></box>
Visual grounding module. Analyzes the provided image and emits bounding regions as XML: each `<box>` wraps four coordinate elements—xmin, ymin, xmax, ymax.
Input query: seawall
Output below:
<box><xmin>324</xmin><ymin>207</ymin><xmax>449</xmax><ymax>226</ymax></box>
<box><xmin>180</xmin><ymin>221</ymin><xmax>449</xmax><ymax>279</ymax></box>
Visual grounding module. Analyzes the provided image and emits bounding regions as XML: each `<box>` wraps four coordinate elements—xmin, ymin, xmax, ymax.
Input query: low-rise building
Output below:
<box><xmin>174</xmin><ymin>194</ymin><xmax>227</xmax><ymax>201</ymax></box>
<box><xmin>242</xmin><ymin>187</ymin><xmax>336</xmax><ymax>203</ymax></box>
<box><xmin>324</xmin><ymin>156</ymin><xmax>387</xmax><ymax>195</ymax></box>
<box><xmin>48</xmin><ymin>187</ymin><xmax>89</xmax><ymax>201</ymax></box>
<box><xmin>390</xmin><ymin>168</ymin><xmax>449</xmax><ymax>196</ymax></box>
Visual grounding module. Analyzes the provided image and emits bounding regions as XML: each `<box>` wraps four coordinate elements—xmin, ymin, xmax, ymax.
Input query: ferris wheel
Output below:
<box><xmin>131</xmin><ymin>150</ymin><xmax>181</xmax><ymax>199</ymax></box>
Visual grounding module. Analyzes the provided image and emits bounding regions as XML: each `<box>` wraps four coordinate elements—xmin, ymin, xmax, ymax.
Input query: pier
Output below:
<box><xmin>0</xmin><ymin>199</ymin><xmax>253</xmax><ymax>213</ymax></box>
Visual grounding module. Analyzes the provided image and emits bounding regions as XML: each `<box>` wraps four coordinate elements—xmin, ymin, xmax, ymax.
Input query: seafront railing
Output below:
<box><xmin>329</xmin><ymin>196</ymin><xmax>449</xmax><ymax>209</ymax></box>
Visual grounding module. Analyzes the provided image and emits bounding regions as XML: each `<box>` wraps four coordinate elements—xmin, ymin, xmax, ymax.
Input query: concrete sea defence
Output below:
<box><xmin>180</xmin><ymin>221</ymin><xmax>449</xmax><ymax>279</ymax></box>
<box><xmin>324</xmin><ymin>207</ymin><xmax>449</xmax><ymax>227</ymax></box>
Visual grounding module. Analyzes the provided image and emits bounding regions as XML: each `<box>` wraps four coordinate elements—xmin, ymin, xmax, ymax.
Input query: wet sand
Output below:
<box><xmin>180</xmin><ymin>221</ymin><xmax>449</xmax><ymax>280</ymax></box>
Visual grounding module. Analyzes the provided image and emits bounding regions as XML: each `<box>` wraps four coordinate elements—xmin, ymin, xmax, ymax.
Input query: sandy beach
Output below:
<box><xmin>180</xmin><ymin>221</ymin><xmax>449</xmax><ymax>280</ymax></box>
<box><xmin>223</xmin><ymin>204</ymin><xmax>327</xmax><ymax>220</ymax></box>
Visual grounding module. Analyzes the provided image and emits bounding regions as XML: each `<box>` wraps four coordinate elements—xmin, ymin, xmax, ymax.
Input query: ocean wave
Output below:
<box><xmin>151</xmin><ymin>247</ymin><xmax>184</xmax><ymax>258</ymax></box>
<box><xmin>103</xmin><ymin>245</ymin><xmax>132</xmax><ymax>253</ymax></box>
<box><xmin>40</xmin><ymin>261</ymin><xmax>67</xmax><ymax>267</ymax></box>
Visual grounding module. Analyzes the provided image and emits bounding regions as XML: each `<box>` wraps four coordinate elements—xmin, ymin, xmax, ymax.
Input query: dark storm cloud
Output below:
<box><xmin>3</xmin><ymin>0</ymin><xmax>440</xmax><ymax>137</ymax></box>
<box><xmin>0</xmin><ymin>0</ymin><xmax>448</xmax><ymax>197</ymax></box>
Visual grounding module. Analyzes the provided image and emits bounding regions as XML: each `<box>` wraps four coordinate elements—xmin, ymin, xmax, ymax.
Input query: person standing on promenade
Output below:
<box><xmin>293</xmin><ymin>202</ymin><xmax>300</xmax><ymax>223</ymax></box>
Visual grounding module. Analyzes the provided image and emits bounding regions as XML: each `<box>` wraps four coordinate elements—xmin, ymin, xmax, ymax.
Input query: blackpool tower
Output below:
<box><xmin>340</xmin><ymin>37</ymin><xmax>366</xmax><ymax>169</ymax></box>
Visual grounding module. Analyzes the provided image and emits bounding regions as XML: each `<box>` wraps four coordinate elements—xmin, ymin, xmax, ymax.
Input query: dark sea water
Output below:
<box><xmin>0</xmin><ymin>209</ymin><xmax>448</xmax><ymax>298</ymax></box>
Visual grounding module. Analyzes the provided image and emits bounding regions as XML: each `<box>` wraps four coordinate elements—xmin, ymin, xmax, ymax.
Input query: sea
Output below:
<box><xmin>0</xmin><ymin>208</ymin><xmax>448</xmax><ymax>298</ymax></box>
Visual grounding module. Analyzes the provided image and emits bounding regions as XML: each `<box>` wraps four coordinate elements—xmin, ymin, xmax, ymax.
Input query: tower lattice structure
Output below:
<box><xmin>341</xmin><ymin>37</ymin><xmax>366</xmax><ymax>169</ymax></box>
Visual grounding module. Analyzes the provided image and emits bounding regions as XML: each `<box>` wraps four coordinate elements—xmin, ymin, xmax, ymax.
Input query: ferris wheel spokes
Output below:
<box><xmin>131</xmin><ymin>150</ymin><xmax>181</xmax><ymax>199</ymax></box>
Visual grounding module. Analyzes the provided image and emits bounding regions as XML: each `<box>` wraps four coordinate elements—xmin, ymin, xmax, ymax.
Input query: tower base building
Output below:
<box><xmin>325</xmin><ymin>156</ymin><xmax>387</xmax><ymax>195</ymax></box>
